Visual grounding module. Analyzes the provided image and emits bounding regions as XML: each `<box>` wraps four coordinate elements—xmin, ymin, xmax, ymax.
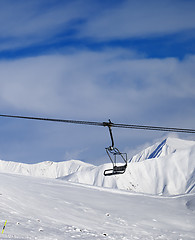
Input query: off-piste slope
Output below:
<box><xmin>0</xmin><ymin>172</ymin><xmax>195</xmax><ymax>239</ymax></box>
<box><xmin>0</xmin><ymin>137</ymin><xmax>195</xmax><ymax>196</ymax></box>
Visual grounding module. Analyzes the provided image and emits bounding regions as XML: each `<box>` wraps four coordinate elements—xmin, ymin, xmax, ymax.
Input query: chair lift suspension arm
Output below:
<box><xmin>108</xmin><ymin>125</ymin><xmax>114</xmax><ymax>148</ymax></box>
<box><xmin>103</xmin><ymin>119</ymin><xmax>114</xmax><ymax>148</ymax></box>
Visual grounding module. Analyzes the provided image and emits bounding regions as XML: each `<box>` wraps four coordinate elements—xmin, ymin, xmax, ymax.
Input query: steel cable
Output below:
<box><xmin>0</xmin><ymin>114</ymin><xmax>195</xmax><ymax>134</ymax></box>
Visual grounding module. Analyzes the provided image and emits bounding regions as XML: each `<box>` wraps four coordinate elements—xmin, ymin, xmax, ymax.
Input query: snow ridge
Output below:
<box><xmin>148</xmin><ymin>139</ymin><xmax>167</xmax><ymax>159</ymax></box>
<box><xmin>0</xmin><ymin>159</ymin><xmax>93</xmax><ymax>178</ymax></box>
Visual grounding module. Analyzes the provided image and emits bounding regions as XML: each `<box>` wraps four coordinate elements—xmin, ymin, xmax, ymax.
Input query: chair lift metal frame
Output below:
<box><xmin>103</xmin><ymin>120</ymin><xmax>127</xmax><ymax>176</ymax></box>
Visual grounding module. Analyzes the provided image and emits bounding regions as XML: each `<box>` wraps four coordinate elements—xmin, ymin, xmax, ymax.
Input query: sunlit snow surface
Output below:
<box><xmin>0</xmin><ymin>172</ymin><xmax>195</xmax><ymax>240</ymax></box>
<box><xmin>0</xmin><ymin>137</ymin><xmax>195</xmax><ymax>239</ymax></box>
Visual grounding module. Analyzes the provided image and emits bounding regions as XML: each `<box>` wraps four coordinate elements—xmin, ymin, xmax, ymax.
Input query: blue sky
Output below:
<box><xmin>0</xmin><ymin>0</ymin><xmax>195</xmax><ymax>164</ymax></box>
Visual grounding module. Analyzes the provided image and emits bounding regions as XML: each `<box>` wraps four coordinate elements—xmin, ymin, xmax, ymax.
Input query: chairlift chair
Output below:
<box><xmin>103</xmin><ymin>120</ymin><xmax>128</xmax><ymax>176</ymax></box>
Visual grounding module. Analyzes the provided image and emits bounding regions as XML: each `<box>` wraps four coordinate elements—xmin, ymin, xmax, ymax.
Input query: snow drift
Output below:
<box><xmin>0</xmin><ymin>137</ymin><xmax>195</xmax><ymax>196</ymax></box>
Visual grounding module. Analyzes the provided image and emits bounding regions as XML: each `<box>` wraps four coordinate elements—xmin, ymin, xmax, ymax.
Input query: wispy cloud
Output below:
<box><xmin>0</xmin><ymin>0</ymin><xmax>195</xmax><ymax>52</ymax></box>
<box><xmin>80</xmin><ymin>0</ymin><xmax>195</xmax><ymax>40</ymax></box>
<box><xmin>0</xmin><ymin>0</ymin><xmax>92</xmax><ymax>51</ymax></box>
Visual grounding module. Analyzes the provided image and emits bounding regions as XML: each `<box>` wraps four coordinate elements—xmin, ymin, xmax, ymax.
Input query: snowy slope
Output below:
<box><xmin>0</xmin><ymin>172</ymin><xmax>195</xmax><ymax>239</ymax></box>
<box><xmin>0</xmin><ymin>137</ymin><xmax>195</xmax><ymax>196</ymax></box>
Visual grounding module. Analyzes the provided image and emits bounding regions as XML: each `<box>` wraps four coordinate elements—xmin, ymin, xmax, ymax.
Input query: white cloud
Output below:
<box><xmin>64</xmin><ymin>148</ymin><xmax>88</xmax><ymax>161</ymax></box>
<box><xmin>0</xmin><ymin>50</ymin><xmax>194</xmax><ymax>126</ymax></box>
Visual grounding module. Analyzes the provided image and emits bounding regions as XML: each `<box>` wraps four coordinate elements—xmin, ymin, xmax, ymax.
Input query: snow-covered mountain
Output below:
<box><xmin>60</xmin><ymin>138</ymin><xmax>195</xmax><ymax>195</ymax></box>
<box><xmin>0</xmin><ymin>137</ymin><xmax>195</xmax><ymax>196</ymax></box>
<box><xmin>131</xmin><ymin>137</ymin><xmax>195</xmax><ymax>162</ymax></box>
<box><xmin>0</xmin><ymin>158</ymin><xmax>93</xmax><ymax>178</ymax></box>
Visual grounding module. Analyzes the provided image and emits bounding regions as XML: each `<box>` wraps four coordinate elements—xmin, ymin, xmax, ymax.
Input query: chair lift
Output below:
<box><xmin>103</xmin><ymin>120</ymin><xmax>128</xmax><ymax>176</ymax></box>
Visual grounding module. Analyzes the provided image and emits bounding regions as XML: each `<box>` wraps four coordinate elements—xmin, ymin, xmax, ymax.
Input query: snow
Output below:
<box><xmin>0</xmin><ymin>172</ymin><xmax>195</xmax><ymax>239</ymax></box>
<box><xmin>0</xmin><ymin>159</ymin><xmax>93</xmax><ymax>178</ymax></box>
<box><xmin>131</xmin><ymin>137</ymin><xmax>195</xmax><ymax>162</ymax></box>
<box><xmin>0</xmin><ymin>137</ymin><xmax>195</xmax><ymax>239</ymax></box>
<box><xmin>0</xmin><ymin>137</ymin><xmax>195</xmax><ymax>196</ymax></box>
<box><xmin>186</xmin><ymin>197</ymin><xmax>195</xmax><ymax>211</ymax></box>
<box><xmin>61</xmin><ymin>137</ymin><xmax>195</xmax><ymax>195</ymax></box>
